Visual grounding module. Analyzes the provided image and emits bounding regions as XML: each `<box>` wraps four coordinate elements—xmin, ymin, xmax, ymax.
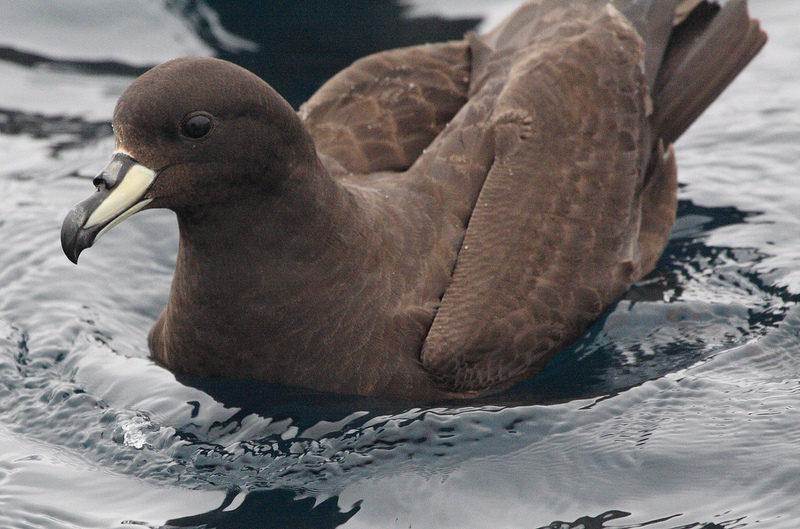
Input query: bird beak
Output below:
<box><xmin>61</xmin><ymin>152</ymin><xmax>156</xmax><ymax>263</ymax></box>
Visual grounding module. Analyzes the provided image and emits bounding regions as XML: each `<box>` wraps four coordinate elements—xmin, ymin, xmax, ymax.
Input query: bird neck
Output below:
<box><xmin>173</xmin><ymin>155</ymin><xmax>354</xmax><ymax>283</ymax></box>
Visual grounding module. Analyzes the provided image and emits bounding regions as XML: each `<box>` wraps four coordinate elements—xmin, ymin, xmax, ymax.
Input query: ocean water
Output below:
<box><xmin>1</xmin><ymin>1</ymin><xmax>799</xmax><ymax>528</ymax></box>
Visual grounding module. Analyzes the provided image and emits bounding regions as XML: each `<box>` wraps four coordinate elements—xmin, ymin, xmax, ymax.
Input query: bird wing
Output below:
<box><xmin>298</xmin><ymin>41</ymin><xmax>471</xmax><ymax>174</ymax></box>
<box><xmin>420</xmin><ymin>4</ymin><xmax>664</xmax><ymax>394</ymax></box>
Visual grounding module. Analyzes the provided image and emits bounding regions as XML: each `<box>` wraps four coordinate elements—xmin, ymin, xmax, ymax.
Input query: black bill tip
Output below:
<box><xmin>60</xmin><ymin>199</ymin><xmax>99</xmax><ymax>264</ymax></box>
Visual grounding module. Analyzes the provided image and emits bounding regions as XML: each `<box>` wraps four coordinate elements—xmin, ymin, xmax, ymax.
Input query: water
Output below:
<box><xmin>1</xmin><ymin>1</ymin><xmax>799</xmax><ymax>527</ymax></box>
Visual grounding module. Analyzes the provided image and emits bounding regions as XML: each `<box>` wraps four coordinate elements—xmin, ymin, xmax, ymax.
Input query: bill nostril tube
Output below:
<box><xmin>93</xmin><ymin>171</ymin><xmax>114</xmax><ymax>189</ymax></box>
<box><xmin>92</xmin><ymin>158</ymin><xmax>125</xmax><ymax>189</ymax></box>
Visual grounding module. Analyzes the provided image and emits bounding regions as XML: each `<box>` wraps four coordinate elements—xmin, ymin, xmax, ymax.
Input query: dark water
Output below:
<box><xmin>1</xmin><ymin>1</ymin><xmax>799</xmax><ymax>528</ymax></box>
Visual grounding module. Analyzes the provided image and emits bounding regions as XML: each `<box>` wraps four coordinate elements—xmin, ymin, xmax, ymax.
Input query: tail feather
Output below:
<box><xmin>653</xmin><ymin>0</ymin><xmax>767</xmax><ymax>144</ymax></box>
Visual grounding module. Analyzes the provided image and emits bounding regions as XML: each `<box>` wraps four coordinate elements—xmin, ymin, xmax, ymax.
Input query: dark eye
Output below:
<box><xmin>181</xmin><ymin>112</ymin><xmax>213</xmax><ymax>139</ymax></box>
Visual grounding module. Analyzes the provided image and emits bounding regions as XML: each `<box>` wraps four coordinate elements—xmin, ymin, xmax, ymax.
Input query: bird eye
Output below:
<box><xmin>181</xmin><ymin>112</ymin><xmax>213</xmax><ymax>139</ymax></box>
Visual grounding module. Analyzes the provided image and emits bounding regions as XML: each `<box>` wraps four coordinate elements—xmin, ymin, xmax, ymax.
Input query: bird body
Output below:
<box><xmin>62</xmin><ymin>0</ymin><xmax>766</xmax><ymax>399</ymax></box>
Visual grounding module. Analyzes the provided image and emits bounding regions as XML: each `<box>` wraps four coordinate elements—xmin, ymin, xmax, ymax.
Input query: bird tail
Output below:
<box><xmin>651</xmin><ymin>0</ymin><xmax>767</xmax><ymax>144</ymax></box>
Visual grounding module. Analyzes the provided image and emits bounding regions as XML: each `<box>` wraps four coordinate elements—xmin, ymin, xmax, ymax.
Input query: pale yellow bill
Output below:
<box><xmin>84</xmin><ymin>163</ymin><xmax>156</xmax><ymax>240</ymax></box>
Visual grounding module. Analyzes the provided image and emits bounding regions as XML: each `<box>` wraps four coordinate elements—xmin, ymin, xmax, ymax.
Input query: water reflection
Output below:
<box><xmin>0</xmin><ymin>108</ymin><xmax>111</xmax><ymax>158</ymax></box>
<box><xmin>537</xmin><ymin>511</ymin><xmax>637</xmax><ymax>529</ymax></box>
<box><xmin>164</xmin><ymin>488</ymin><xmax>360</xmax><ymax>529</ymax></box>
<box><xmin>0</xmin><ymin>46</ymin><xmax>152</xmax><ymax>77</ymax></box>
<box><xmin>175</xmin><ymin>374</ymin><xmax>403</xmax><ymax>433</ymax></box>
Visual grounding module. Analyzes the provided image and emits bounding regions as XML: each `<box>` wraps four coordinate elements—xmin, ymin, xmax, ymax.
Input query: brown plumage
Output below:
<box><xmin>61</xmin><ymin>0</ymin><xmax>766</xmax><ymax>399</ymax></box>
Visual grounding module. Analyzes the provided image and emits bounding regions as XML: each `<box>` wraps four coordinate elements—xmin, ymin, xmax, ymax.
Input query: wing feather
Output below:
<box><xmin>299</xmin><ymin>42</ymin><xmax>471</xmax><ymax>174</ymax></box>
<box><xmin>421</xmin><ymin>6</ymin><xmax>657</xmax><ymax>393</ymax></box>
